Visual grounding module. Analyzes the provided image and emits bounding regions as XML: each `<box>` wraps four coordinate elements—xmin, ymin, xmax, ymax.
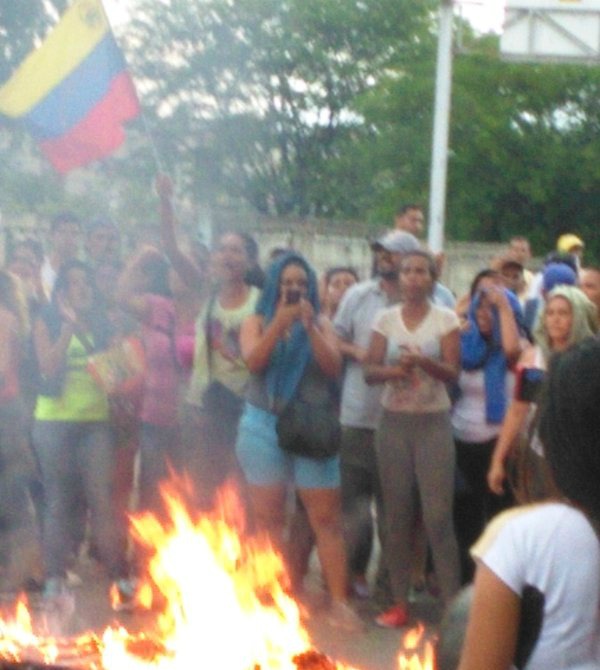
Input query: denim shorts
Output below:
<box><xmin>235</xmin><ymin>403</ymin><xmax>340</xmax><ymax>489</ymax></box>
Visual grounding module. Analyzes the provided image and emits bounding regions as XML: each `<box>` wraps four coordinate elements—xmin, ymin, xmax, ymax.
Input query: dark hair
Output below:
<box><xmin>217</xmin><ymin>230</ymin><xmax>262</xmax><ymax>287</ymax></box>
<box><xmin>86</xmin><ymin>217</ymin><xmax>118</xmax><ymax>237</ymax></box>
<box><xmin>400</xmin><ymin>249</ymin><xmax>438</xmax><ymax>282</ymax></box>
<box><xmin>469</xmin><ymin>269</ymin><xmax>500</xmax><ymax>297</ymax></box>
<box><xmin>217</xmin><ymin>230</ymin><xmax>258</xmax><ymax>264</ymax></box>
<box><xmin>50</xmin><ymin>259</ymin><xmax>111</xmax><ymax>350</ymax></box>
<box><xmin>395</xmin><ymin>203</ymin><xmax>423</xmax><ymax>217</ymax></box>
<box><xmin>538</xmin><ymin>338</ymin><xmax>600</xmax><ymax>521</ymax></box>
<box><xmin>324</xmin><ymin>266</ymin><xmax>359</xmax><ymax>286</ymax></box>
<box><xmin>52</xmin><ymin>259</ymin><xmax>96</xmax><ymax>305</ymax></box>
<box><xmin>9</xmin><ymin>238</ymin><xmax>44</xmax><ymax>265</ymax></box>
<box><xmin>50</xmin><ymin>211</ymin><xmax>81</xmax><ymax>233</ymax></box>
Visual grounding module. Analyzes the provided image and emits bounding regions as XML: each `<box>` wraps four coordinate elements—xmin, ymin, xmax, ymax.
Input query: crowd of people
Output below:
<box><xmin>1</xmin><ymin>186</ymin><xmax>600</xmax><ymax>653</ymax></box>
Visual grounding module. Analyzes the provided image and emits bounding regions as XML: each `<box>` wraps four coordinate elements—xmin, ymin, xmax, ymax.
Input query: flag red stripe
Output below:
<box><xmin>39</xmin><ymin>71</ymin><xmax>140</xmax><ymax>173</ymax></box>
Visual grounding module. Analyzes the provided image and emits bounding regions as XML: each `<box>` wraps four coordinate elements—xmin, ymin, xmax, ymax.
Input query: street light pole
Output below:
<box><xmin>427</xmin><ymin>0</ymin><xmax>454</xmax><ymax>254</ymax></box>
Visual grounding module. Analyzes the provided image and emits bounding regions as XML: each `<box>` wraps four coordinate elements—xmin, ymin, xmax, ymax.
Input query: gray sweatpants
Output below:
<box><xmin>375</xmin><ymin>409</ymin><xmax>460</xmax><ymax>604</ymax></box>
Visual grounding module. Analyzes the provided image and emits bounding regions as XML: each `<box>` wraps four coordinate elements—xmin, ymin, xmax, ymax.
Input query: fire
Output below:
<box><xmin>0</xmin><ymin>482</ymin><xmax>358</xmax><ymax>670</ymax></box>
<box><xmin>397</xmin><ymin>623</ymin><xmax>436</xmax><ymax>670</ymax></box>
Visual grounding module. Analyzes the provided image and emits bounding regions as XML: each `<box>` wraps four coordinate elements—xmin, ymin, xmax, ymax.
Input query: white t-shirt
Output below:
<box><xmin>452</xmin><ymin>368</ymin><xmax>516</xmax><ymax>444</ymax></box>
<box><xmin>372</xmin><ymin>302</ymin><xmax>459</xmax><ymax>414</ymax></box>
<box><xmin>472</xmin><ymin>503</ymin><xmax>600</xmax><ymax>670</ymax></box>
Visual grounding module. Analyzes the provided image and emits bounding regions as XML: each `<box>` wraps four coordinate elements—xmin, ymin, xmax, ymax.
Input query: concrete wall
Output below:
<box><xmin>250</xmin><ymin>227</ymin><xmax>512</xmax><ymax>299</ymax></box>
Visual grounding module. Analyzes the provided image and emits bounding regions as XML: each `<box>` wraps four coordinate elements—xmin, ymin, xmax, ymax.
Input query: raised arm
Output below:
<box><xmin>156</xmin><ymin>174</ymin><xmax>205</xmax><ymax>291</ymax></box>
<box><xmin>487</xmin><ymin>286</ymin><xmax>522</xmax><ymax>363</ymax></box>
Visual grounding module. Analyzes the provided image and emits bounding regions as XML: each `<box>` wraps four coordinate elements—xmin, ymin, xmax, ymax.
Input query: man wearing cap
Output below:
<box><xmin>333</xmin><ymin>229</ymin><xmax>420</xmax><ymax>604</ymax></box>
<box><xmin>556</xmin><ymin>233</ymin><xmax>584</xmax><ymax>261</ymax></box>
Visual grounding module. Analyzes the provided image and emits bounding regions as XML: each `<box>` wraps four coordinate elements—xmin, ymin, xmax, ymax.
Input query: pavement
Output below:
<box><xmin>0</xmin><ymin>553</ymin><xmax>443</xmax><ymax>670</ymax></box>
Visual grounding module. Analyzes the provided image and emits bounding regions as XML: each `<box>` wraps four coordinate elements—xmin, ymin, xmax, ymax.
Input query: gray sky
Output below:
<box><xmin>103</xmin><ymin>0</ymin><xmax>506</xmax><ymax>34</ymax></box>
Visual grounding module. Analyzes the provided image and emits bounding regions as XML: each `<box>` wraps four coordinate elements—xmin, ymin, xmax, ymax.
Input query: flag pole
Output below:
<box><xmin>101</xmin><ymin>0</ymin><xmax>165</xmax><ymax>175</ymax></box>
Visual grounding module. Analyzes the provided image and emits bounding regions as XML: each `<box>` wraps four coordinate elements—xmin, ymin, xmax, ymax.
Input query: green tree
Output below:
<box><xmin>357</xmin><ymin>27</ymin><xmax>600</xmax><ymax>259</ymax></box>
<box><xmin>125</xmin><ymin>0</ymin><xmax>436</xmax><ymax>218</ymax></box>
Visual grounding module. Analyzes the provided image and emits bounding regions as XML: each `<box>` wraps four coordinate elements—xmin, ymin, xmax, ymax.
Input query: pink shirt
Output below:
<box><xmin>140</xmin><ymin>294</ymin><xmax>179</xmax><ymax>427</ymax></box>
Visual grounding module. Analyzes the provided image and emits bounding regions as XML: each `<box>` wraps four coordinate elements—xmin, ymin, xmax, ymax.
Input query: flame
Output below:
<box><xmin>0</xmin><ymin>482</ymin><xmax>359</xmax><ymax>670</ymax></box>
<box><xmin>397</xmin><ymin>623</ymin><xmax>435</xmax><ymax>670</ymax></box>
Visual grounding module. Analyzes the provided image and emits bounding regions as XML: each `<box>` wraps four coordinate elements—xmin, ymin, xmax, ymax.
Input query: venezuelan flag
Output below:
<box><xmin>0</xmin><ymin>0</ymin><xmax>140</xmax><ymax>173</ymax></box>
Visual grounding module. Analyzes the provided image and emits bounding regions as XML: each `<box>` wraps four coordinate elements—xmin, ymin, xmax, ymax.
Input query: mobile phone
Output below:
<box><xmin>286</xmin><ymin>289</ymin><xmax>301</xmax><ymax>304</ymax></box>
<box><xmin>516</xmin><ymin>367</ymin><xmax>545</xmax><ymax>402</ymax></box>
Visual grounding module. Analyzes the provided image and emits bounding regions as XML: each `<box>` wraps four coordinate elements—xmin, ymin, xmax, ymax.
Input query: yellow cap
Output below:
<box><xmin>557</xmin><ymin>233</ymin><xmax>584</xmax><ymax>253</ymax></box>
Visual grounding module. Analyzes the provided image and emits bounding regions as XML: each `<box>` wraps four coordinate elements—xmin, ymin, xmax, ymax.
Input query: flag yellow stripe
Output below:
<box><xmin>0</xmin><ymin>0</ymin><xmax>109</xmax><ymax>117</ymax></box>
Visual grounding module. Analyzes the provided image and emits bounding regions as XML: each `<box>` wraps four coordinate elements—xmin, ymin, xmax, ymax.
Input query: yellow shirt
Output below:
<box><xmin>35</xmin><ymin>334</ymin><xmax>109</xmax><ymax>422</ymax></box>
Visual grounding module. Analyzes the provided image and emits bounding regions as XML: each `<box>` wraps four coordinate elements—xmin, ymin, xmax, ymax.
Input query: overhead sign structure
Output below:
<box><xmin>501</xmin><ymin>0</ymin><xmax>600</xmax><ymax>63</ymax></box>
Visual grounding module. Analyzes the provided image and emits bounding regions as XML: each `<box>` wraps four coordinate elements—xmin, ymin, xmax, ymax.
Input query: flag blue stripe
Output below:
<box><xmin>23</xmin><ymin>33</ymin><xmax>126</xmax><ymax>141</ymax></box>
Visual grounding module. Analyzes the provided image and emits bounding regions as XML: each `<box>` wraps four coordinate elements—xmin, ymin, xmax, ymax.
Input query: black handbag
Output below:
<box><xmin>202</xmin><ymin>380</ymin><xmax>243</xmax><ymax>422</ymax></box>
<box><xmin>275</xmin><ymin>371</ymin><xmax>341</xmax><ymax>460</ymax></box>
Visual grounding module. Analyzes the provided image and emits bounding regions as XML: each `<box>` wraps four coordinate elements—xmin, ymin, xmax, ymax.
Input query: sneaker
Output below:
<box><xmin>374</xmin><ymin>604</ymin><xmax>409</xmax><ymax>629</ymax></box>
<box><xmin>326</xmin><ymin>601</ymin><xmax>365</xmax><ymax>633</ymax></box>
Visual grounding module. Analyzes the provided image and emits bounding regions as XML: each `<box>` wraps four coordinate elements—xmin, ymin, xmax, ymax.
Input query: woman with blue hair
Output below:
<box><xmin>237</xmin><ymin>252</ymin><xmax>362</xmax><ymax>631</ymax></box>
<box><xmin>452</xmin><ymin>275</ymin><xmax>527</xmax><ymax>583</ymax></box>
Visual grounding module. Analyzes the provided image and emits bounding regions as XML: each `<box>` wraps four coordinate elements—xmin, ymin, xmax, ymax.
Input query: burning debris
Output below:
<box><xmin>0</xmin><ymin>484</ymin><xmax>362</xmax><ymax>670</ymax></box>
<box><xmin>396</xmin><ymin>624</ymin><xmax>436</xmax><ymax>670</ymax></box>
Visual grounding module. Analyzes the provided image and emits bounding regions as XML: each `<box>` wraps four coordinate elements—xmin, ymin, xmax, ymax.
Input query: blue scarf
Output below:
<box><xmin>256</xmin><ymin>252</ymin><xmax>320</xmax><ymax>409</ymax></box>
<box><xmin>460</xmin><ymin>289</ymin><xmax>524</xmax><ymax>424</ymax></box>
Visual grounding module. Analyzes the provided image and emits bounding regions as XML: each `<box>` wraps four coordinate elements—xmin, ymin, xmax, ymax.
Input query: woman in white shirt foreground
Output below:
<box><xmin>459</xmin><ymin>337</ymin><xmax>600</xmax><ymax>670</ymax></box>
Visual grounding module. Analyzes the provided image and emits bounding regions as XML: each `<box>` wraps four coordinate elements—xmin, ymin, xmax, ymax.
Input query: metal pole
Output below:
<box><xmin>427</xmin><ymin>0</ymin><xmax>454</xmax><ymax>254</ymax></box>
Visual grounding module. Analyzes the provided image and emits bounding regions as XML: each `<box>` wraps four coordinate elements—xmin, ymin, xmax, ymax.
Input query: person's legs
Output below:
<box><xmin>236</xmin><ymin>404</ymin><xmax>289</xmax><ymax>551</ymax></box>
<box><xmin>0</xmin><ymin>399</ymin><xmax>42</xmax><ymax>588</ymax></box>
<box><xmin>298</xmin><ymin>487</ymin><xmax>347</xmax><ymax>602</ymax></box>
<box><xmin>79</xmin><ymin>422</ymin><xmax>127</xmax><ymax>579</ymax></box>
<box><xmin>415</xmin><ymin>412</ymin><xmax>460</xmax><ymax>604</ymax></box>
<box><xmin>32</xmin><ymin>421</ymin><xmax>75</xmax><ymax>579</ymax></box>
<box><xmin>454</xmin><ymin>439</ymin><xmax>494</xmax><ymax>583</ymax></box>
<box><xmin>286</xmin><ymin>494</ymin><xmax>315</xmax><ymax>592</ymax></box>
<box><xmin>375</xmin><ymin>411</ymin><xmax>416</xmax><ymax>608</ymax></box>
<box><xmin>246</xmin><ymin>483</ymin><xmax>288</xmax><ymax>552</ymax></box>
<box><xmin>340</xmin><ymin>428</ymin><xmax>375</xmax><ymax>580</ymax></box>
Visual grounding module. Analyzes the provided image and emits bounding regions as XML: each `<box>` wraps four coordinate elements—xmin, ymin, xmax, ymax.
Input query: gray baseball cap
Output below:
<box><xmin>371</xmin><ymin>230</ymin><xmax>421</xmax><ymax>254</ymax></box>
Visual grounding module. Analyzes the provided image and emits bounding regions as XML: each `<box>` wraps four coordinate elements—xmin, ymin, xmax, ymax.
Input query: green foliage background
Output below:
<box><xmin>1</xmin><ymin>1</ymin><xmax>599</xmax><ymax>261</ymax></box>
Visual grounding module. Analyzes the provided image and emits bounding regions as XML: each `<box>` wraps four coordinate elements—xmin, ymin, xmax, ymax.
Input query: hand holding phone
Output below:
<box><xmin>286</xmin><ymin>289</ymin><xmax>301</xmax><ymax>304</ymax></box>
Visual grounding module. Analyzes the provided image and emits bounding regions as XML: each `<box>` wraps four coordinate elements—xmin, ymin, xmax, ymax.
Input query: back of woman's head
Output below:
<box><xmin>539</xmin><ymin>338</ymin><xmax>600</xmax><ymax>520</ymax></box>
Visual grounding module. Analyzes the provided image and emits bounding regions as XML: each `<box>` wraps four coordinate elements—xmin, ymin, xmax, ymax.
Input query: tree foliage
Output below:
<box><xmin>125</xmin><ymin>0</ymin><xmax>436</xmax><ymax>217</ymax></box>
<box><xmin>1</xmin><ymin>2</ymin><xmax>600</xmax><ymax>262</ymax></box>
